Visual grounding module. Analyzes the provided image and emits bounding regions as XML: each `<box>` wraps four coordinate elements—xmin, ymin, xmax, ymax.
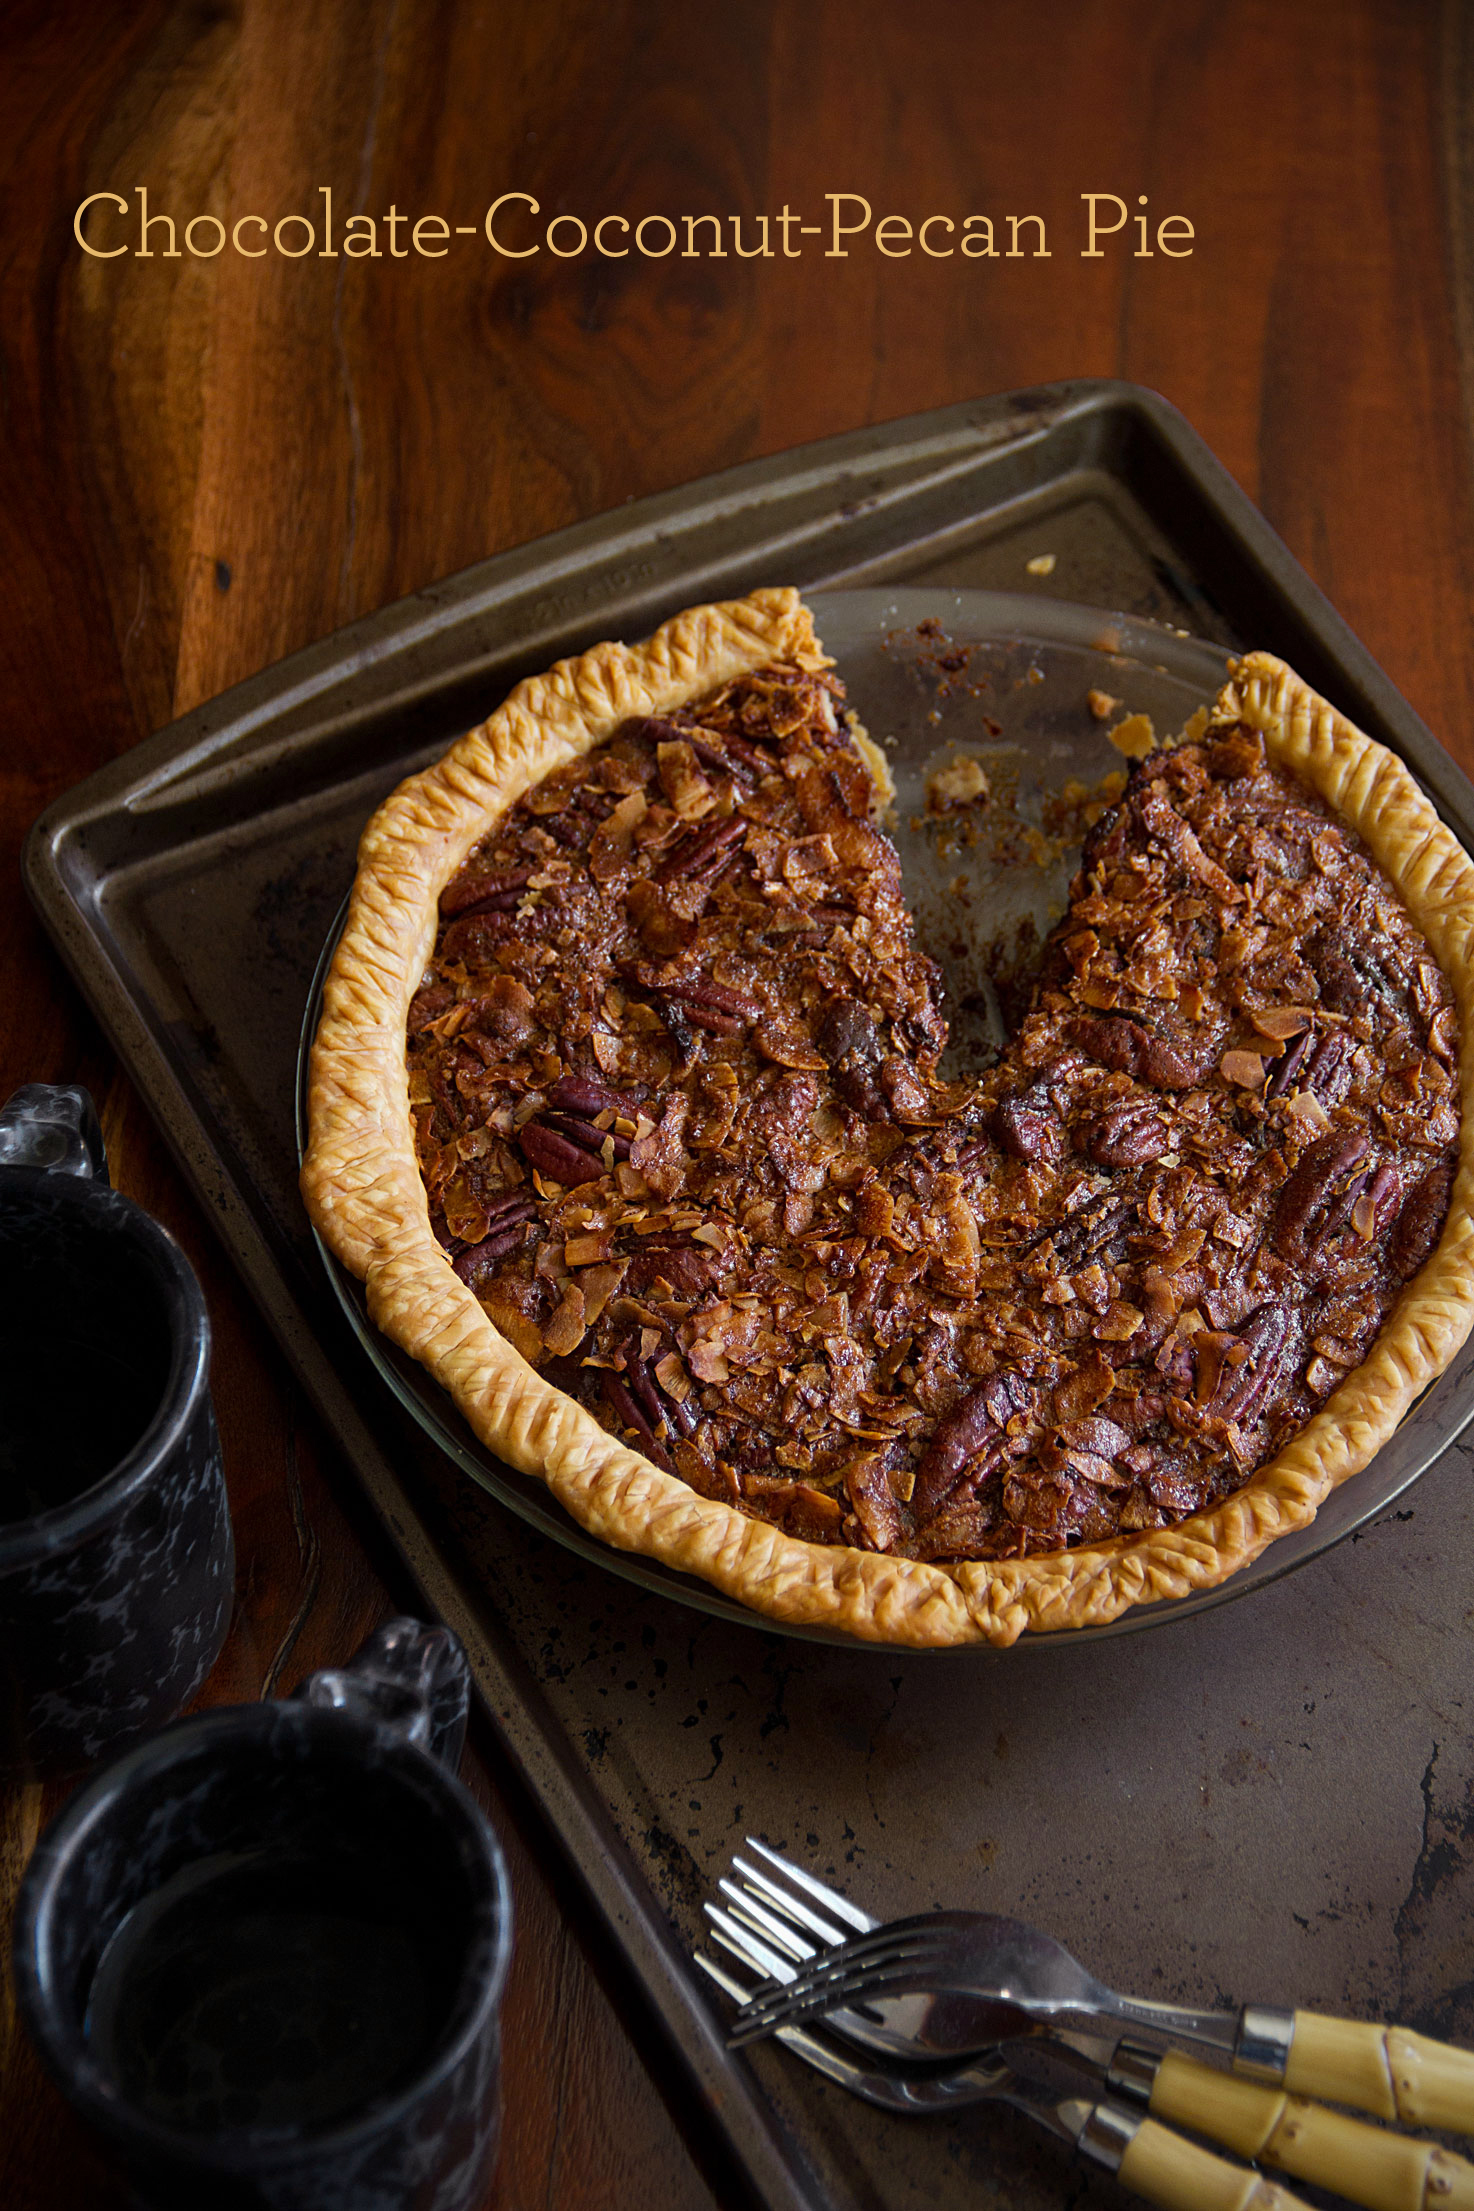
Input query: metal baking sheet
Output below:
<box><xmin>27</xmin><ymin>383</ymin><xmax>1474</xmax><ymax>2211</ymax></box>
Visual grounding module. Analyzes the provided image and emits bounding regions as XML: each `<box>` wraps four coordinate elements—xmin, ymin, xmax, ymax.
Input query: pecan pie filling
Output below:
<box><xmin>406</xmin><ymin>662</ymin><xmax>1460</xmax><ymax>1564</ymax></box>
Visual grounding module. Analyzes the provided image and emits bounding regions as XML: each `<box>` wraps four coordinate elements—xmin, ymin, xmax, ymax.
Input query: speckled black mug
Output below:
<box><xmin>13</xmin><ymin>1618</ymin><xmax>512</xmax><ymax>2211</ymax></box>
<box><xmin>0</xmin><ymin>1083</ymin><xmax>233</xmax><ymax>1776</ymax></box>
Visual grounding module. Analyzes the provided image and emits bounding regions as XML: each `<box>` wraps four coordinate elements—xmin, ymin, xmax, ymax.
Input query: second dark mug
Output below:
<box><xmin>13</xmin><ymin>1618</ymin><xmax>513</xmax><ymax>2211</ymax></box>
<box><xmin>0</xmin><ymin>1082</ymin><xmax>234</xmax><ymax>1776</ymax></box>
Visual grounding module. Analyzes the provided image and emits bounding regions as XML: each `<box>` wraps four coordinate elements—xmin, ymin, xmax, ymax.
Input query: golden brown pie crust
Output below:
<box><xmin>302</xmin><ymin>593</ymin><xmax>1474</xmax><ymax>1646</ymax></box>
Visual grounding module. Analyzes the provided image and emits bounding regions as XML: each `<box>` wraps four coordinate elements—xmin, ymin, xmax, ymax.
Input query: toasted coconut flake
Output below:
<box><xmin>1157</xmin><ymin>1229</ymin><xmax>1205</xmax><ymax>1275</ymax></box>
<box><xmin>1250</xmin><ymin>1005</ymin><xmax>1313</xmax><ymax>1043</ymax></box>
<box><xmin>1221</xmin><ymin>1049</ymin><xmax>1267</xmax><ymax>1089</ymax></box>
<box><xmin>753</xmin><ymin>1018</ymin><xmax>826</xmax><ymax>1070</ymax></box>
<box><xmin>1284</xmin><ymin>1090</ymin><xmax>1332</xmax><ymax>1134</ymax></box>
<box><xmin>588</xmin><ymin>791</ymin><xmax>648</xmax><ymax>882</ymax></box>
<box><xmin>543</xmin><ymin>1283</ymin><xmax>588</xmax><ymax>1358</ymax></box>
<box><xmin>577</xmin><ymin>1261</ymin><xmax>628</xmax><ymax>1325</ymax></box>
<box><xmin>654</xmin><ymin>1350</ymin><xmax>691</xmax><ymax>1402</ymax></box>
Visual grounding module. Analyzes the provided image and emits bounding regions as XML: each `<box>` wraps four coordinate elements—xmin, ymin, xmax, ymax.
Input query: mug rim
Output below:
<box><xmin>12</xmin><ymin>1697</ymin><xmax>514</xmax><ymax>2169</ymax></box>
<box><xmin>0</xmin><ymin>1170</ymin><xmax>210</xmax><ymax>1572</ymax></box>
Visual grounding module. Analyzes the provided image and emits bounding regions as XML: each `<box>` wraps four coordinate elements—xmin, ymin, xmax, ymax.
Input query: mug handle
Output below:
<box><xmin>0</xmin><ymin>1084</ymin><xmax>108</xmax><ymax>1183</ymax></box>
<box><xmin>294</xmin><ymin>1617</ymin><xmax>471</xmax><ymax>1771</ymax></box>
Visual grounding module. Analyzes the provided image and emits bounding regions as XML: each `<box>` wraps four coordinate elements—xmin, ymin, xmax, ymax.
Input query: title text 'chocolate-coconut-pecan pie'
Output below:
<box><xmin>302</xmin><ymin>589</ymin><xmax>1474</xmax><ymax>1646</ymax></box>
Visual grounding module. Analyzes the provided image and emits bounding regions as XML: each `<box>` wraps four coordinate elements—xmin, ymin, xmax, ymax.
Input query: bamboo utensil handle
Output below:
<box><xmin>1115</xmin><ymin>2117</ymin><xmax>1305</xmax><ymax>2211</ymax></box>
<box><xmin>1151</xmin><ymin>2049</ymin><xmax>1474</xmax><ymax>2211</ymax></box>
<box><xmin>1282</xmin><ymin>2014</ymin><xmax>1474</xmax><ymax>2134</ymax></box>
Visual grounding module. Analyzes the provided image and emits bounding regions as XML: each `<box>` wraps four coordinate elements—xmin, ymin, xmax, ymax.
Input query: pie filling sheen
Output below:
<box><xmin>302</xmin><ymin>589</ymin><xmax>1474</xmax><ymax>1643</ymax></box>
<box><xmin>404</xmin><ymin>634</ymin><xmax>1458</xmax><ymax>1563</ymax></box>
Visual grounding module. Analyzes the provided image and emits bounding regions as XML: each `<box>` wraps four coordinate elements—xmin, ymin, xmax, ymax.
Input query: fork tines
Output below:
<box><xmin>738</xmin><ymin>1839</ymin><xmax>873</xmax><ymax>1935</ymax></box>
<box><xmin>704</xmin><ymin>1838</ymin><xmax>934</xmax><ymax>2048</ymax></box>
<box><xmin>703</xmin><ymin>1840</ymin><xmax>861</xmax><ymax>1980</ymax></box>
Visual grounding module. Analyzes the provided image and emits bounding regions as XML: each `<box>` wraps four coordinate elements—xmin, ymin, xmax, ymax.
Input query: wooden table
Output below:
<box><xmin>3</xmin><ymin>2</ymin><xmax>1473</xmax><ymax>2203</ymax></box>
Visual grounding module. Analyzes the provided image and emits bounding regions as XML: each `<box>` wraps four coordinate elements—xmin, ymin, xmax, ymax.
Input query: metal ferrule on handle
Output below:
<box><xmin>1235</xmin><ymin>2004</ymin><xmax>1297</xmax><ymax>2082</ymax></box>
<box><xmin>1077</xmin><ymin>2097</ymin><xmax>1140</xmax><ymax>2172</ymax></box>
<box><xmin>1076</xmin><ymin>2098</ymin><xmax>1305</xmax><ymax>2211</ymax></box>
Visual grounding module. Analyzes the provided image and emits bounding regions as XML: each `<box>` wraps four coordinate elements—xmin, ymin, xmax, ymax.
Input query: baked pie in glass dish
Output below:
<box><xmin>301</xmin><ymin>588</ymin><xmax>1474</xmax><ymax>1647</ymax></box>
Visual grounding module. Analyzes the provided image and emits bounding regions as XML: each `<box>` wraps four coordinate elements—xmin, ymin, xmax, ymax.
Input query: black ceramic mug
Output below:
<box><xmin>12</xmin><ymin>1617</ymin><xmax>513</xmax><ymax>2211</ymax></box>
<box><xmin>0</xmin><ymin>1082</ymin><xmax>233</xmax><ymax>1776</ymax></box>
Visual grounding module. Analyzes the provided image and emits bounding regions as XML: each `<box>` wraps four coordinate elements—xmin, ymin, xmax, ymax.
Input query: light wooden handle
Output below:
<box><xmin>1285</xmin><ymin>2012</ymin><xmax>1474</xmax><ymax>2134</ymax></box>
<box><xmin>1116</xmin><ymin>2116</ymin><xmax>1306</xmax><ymax>2211</ymax></box>
<box><xmin>1151</xmin><ymin>2049</ymin><xmax>1474</xmax><ymax>2211</ymax></box>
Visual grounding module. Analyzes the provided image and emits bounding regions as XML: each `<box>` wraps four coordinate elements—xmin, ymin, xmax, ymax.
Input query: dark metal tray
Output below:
<box><xmin>28</xmin><ymin>383</ymin><xmax>1474</xmax><ymax>2211</ymax></box>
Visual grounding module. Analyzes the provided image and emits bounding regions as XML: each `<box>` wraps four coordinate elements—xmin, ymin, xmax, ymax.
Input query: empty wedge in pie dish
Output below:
<box><xmin>301</xmin><ymin>587</ymin><xmax>1474</xmax><ymax>1646</ymax></box>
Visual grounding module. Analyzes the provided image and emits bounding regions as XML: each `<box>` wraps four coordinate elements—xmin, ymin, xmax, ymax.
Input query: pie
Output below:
<box><xmin>301</xmin><ymin>589</ymin><xmax>1474</xmax><ymax>1646</ymax></box>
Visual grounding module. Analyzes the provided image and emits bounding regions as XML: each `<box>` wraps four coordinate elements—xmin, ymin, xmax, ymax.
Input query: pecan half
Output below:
<box><xmin>629</xmin><ymin>969</ymin><xmax>759</xmax><ymax>1036</ymax></box>
<box><xmin>1265</xmin><ymin>1027</ymin><xmax>1312</xmax><ymax>1099</ymax></box>
<box><xmin>543</xmin><ymin>1111</ymin><xmax>631</xmax><ymax>1160</ymax></box>
<box><xmin>685</xmin><ymin>731</ymin><xmax>769</xmax><ymax>782</ymax></box>
<box><xmin>439</xmin><ymin>865</ymin><xmax>533</xmax><ymax>919</ymax></box>
<box><xmin>517</xmin><ymin>1121</ymin><xmax>606</xmax><ymax>1185</ymax></box>
<box><xmin>1388</xmin><ymin>1161</ymin><xmax>1454</xmax><ymax>1281</ymax></box>
<box><xmin>1202</xmin><ymin>1302</ymin><xmax>1294</xmax><ymax>1427</ymax></box>
<box><xmin>1069</xmin><ymin>1015</ymin><xmax>1202</xmax><ymax>1091</ymax></box>
<box><xmin>624</xmin><ymin>1240</ymin><xmax>719</xmax><ymax>1297</ymax></box>
<box><xmin>1311</xmin><ymin>936</ymin><xmax>1410</xmax><ymax>1029</ymax></box>
<box><xmin>408</xmin><ymin>980</ymin><xmax>454</xmax><ymax>1030</ymax></box>
<box><xmin>662</xmin><ymin>978</ymin><xmax>760</xmax><ymax>1032</ymax></box>
<box><xmin>1273</xmin><ymin>1130</ymin><xmax>1371</xmax><ymax>1268</ymax></box>
<box><xmin>621</xmin><ymin>1340</ymin><xmax>696</xmax><ymax>1441</ymax></box>
<box><xmin>655</xmin><ymin>815</ymin><xmax>747</xmax><ymax>885</ymax></box>
<box><xmin>1083</xmin><ymin>1096</ymin><xmax>1171</xmax><ymax>1169</ymax></box>
<box><xmin>1300</xmin><ymin>1030</ymin><xmax>1353</xmax><ymax>1108</ymax></box>
<box><xmin>817</xmin><ymin>997</ymin><xmax>887</xmax><ymax>1118</ymax></box>
<box><xmin>993</xmin><ymin>1091</ymin><xmax>1064</xmax><ymax>1162</ymax></box>
<box><xmin>880</xmin><ymin>1057</ymin><xmax>935</xmax><ymax>1124</ymax></box>
<box><xmin>624</xmin><ymin>713</ymin><xmax>771</xmax><ymax>782</ymax></box>
<box><xmin>547</xmin><ymin>1073</ymin><xmax>644</xmax><ymax>1120</ymax></box>
<box><xmin>1039</xmin><ymin>1193</ymin><xmax>1134</xmax><ymax>1270</ymax></box>
<box><xmin>913</xmin><ymin>1371</ymin><xmax>1035</xmax><ymax>1519</ymax></box>
<box><xmin>452</xmin><ymin>1196</ymin><xmax>538</xmax><ymax>1287</ymax></box>
<box><xmin>601</xmin><ymin>1372</ymin><xmax>673</xmax><ymax>1472</ymax></box>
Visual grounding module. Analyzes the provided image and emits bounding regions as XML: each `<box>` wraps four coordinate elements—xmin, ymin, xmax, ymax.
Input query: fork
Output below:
<box><xmin>699</xmin><ymin>1939</ymin><xmax>1310</xmax><ymax>2211</ymax></box>
<box><xmin>723</xmin><ymin>1843</ymin><xmax>1474</xmax><ymax>2139</ymax></box>
<box><xmin>705</xmin><ymin>1842</ymin><xmax>1474</xmax><ymax>2211</ymax></box>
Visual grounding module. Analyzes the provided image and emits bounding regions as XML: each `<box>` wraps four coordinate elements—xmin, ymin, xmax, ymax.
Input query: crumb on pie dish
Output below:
<box><xmin>301</xmin><ymin>589</ymin><xmax>1474</xmax><ymax>1646</ymax></box>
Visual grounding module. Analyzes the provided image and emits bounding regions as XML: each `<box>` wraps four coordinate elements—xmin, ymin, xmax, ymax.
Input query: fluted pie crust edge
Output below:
<box><xmin>301</xmin><ymin>590</ymin><xmax>1474</xmax><ymax>1646</ymax></box>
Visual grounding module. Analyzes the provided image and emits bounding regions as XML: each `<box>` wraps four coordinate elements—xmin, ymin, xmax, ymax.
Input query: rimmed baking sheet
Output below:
<box><xmin>28</xmin><ymin>385</ymin><xmax>1474</xmax><ymax>2211</ymax></box>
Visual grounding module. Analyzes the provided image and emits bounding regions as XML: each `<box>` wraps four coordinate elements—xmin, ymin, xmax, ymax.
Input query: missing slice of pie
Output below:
<box><xmin>302</xmin><ymin>588</ymin><xmax>1474</xmax><ymax>1645</ymax></box>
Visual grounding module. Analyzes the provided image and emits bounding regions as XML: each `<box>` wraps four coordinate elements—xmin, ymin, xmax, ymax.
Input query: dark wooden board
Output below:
<box><xmin>4</xmin><ymin>5</ymin><xmax>1474</xmax><ymax>2206</ymax></box>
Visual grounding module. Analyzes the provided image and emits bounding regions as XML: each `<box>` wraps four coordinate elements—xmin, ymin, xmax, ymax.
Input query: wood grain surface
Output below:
<box><xmin>2</xmin><ymin>1</ymin><xmax>1473</xmax><ymax>2205</ymax></box>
